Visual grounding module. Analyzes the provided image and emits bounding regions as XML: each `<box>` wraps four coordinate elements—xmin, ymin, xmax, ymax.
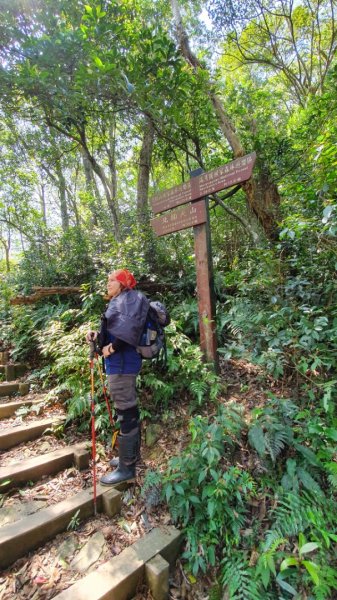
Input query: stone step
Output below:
<box><xmin>0</xmin><ymin>398</ymin><xmax>39</xmax><ymax>419</ymax></box>
<box><xmin>0</xmin><ymin>417</ymin><xmax>65</xmax><ymax>450</ymax></box>
<box><xmin>0</xmin><ymin>363</ymin><xmax>27</xmax><ymax>381</ymax></box>
<box><xmin>53</xmin><ymin>526</ymin><xmax>182</xmax><ymax>600</ymax></box>
<box><xmin>146</xmin><ymin>554</ymin><xmax>170</xmax><ymax>600</ymax></box>
<box><xmin>0</xmin><ymin>484</ymin><xmax>122</xmax><ymax>569</ymax></box>
<box><xmin>0</xmin><ymin>381</ymin><xmax>30</xmax><ymax>398</ymax></box>
<box><xmin>0</xmin><ymin>443</ymin><xmax>90</xmax><ymax>491</ymax></box>
<box><xmin>0</xmin><ymin>351</ymin><xmax>10</xmax><ymax>365</ymax></box>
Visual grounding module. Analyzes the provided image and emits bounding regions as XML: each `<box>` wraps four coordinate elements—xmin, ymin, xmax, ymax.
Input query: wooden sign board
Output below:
<box><xmin>149</xmin><ymin>154</ymin><xmax>257</xmax><ymax>369</ymax></box>
<box><xmin>151</xmin><ymin>152</ymin><xmax>256</xmax><ymax>215</ymax></box>
<box><xmin>150</xmin><ymin>199</ymin><xmax>206</xmax><ymax>237</ymax></box>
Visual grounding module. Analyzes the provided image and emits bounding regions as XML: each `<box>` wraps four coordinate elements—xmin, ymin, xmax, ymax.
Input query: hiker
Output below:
<box><xmin>86</xmin><ymin>268</ymin><xmax>148</xmax><ymax>486</ymax></box>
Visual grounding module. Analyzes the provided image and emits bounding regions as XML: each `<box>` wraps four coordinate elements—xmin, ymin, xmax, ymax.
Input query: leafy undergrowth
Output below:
<box><xmin>1</xmin><ymin>357</ymin><xmax>336</xmax><ymax>599</ymax></box>
<box><xmin>140</xmin><ymin>357</ymin><xmax>337</xmax><ymax>600</ymax></box>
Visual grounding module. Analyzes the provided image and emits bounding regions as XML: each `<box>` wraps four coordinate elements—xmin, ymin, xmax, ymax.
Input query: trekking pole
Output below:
<box><xmin>96</xmin><ymin>357</ymin><xmax>114</xmax><ymax>426</ymax></box>
<box><xmin>89</xmin><ymin>336</ymin><xmax>97</xmax><ymax>516</ymax></box>
<box><xmin>95</xmin><ymin>351</ymin><xmax>119</xmax><ymax>450</ymax></box>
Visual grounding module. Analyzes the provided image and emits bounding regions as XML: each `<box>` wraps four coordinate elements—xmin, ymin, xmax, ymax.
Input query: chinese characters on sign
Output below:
<box><xmin>150</xmin><ymin>200</ymin><xmax>206</xmax><ymax>236</ymax></box>
<box><xmin>151</xmin><ymin>152</ymin><xmax>256</xmax><ymax>215</ymax></box>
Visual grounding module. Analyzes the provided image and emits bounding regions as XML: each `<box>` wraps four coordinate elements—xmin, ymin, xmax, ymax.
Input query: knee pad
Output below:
<box><xmin>117</xmin><ymin>406</ymin><xmax>140</xmax><ymax>434</ymax></box>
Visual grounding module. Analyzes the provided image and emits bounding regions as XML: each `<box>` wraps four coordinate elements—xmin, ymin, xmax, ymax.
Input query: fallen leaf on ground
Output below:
<box><xmin>33</xmin><ymin>575</ymin><xmax>48</xmax><ymax>585</ymax></box>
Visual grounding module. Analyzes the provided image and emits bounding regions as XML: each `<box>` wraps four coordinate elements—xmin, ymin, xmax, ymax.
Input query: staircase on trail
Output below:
<box><xmin>0</xmin><ymin>349</ymin><xmax>181</xmax><ymax>600</ymax></box>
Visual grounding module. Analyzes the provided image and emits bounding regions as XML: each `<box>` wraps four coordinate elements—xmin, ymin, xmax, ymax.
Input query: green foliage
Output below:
<box><xmin>140</xmin><ymin>469</ymin><xmax>162</xmax><ymax>508</ymax></box>
<box><xmin>256</xmin><ymin>493</ymin><xmax>337</xmax><ymax>599</ymax></box>
<box><xmin>217</xmin><ymin>232</ymin><xmax>337</xmax><ymax>423</ymax></box>
<box><xmin>35</xmin><ymin>308</ymin><xmax>104</xmax><ymax>433</ymax></box>
<box><xmin>221</xmin><ymin>551</ymin><xmax>262</xmax><ymax>600</ymax></box>
<box><xmin>170</xmin><ymin>298</ymin><xmax>199</xmax><ymax>339</ymax></box>
<box><xmin>67</xmin><ymin>509</ymin><xmax>81</xmax><ymax>531</ymax></box>
<box><xmin>162</xmin><ymin>405</ymin><xmax>255</xmax><ymax>576</ymax></box>
<box><xmin>281</xmin><ymin>458</ymin><xmax>323</xmax><ymax>496</ymax></box>
<box><xmin>247</xmin><ymin>395</ymin><xmax>330</xmax><ymax>496</ymax></box>
<box><xmin>139</xmin><ymin>321</ymin><xmax>221</xmax><ymax>411</ymax></box>
<box><xmin>4</xmin><ymin>297</ymin><xmax>221</xmax><ymax>437</ymax></box>
<box><xmin>7</xmin><ymin>302</ymin><xmax>70</xmax><ymax>361</ymax></box>
<box><xmin>248</xmin><ymin>397</ymin><xmax>297</xmax><ymax>464</ymax></box>
<box><xmin>0</xmin><ymin>2</ymin><xmax>336</xmax><ymax>597</ymax></box>
<box><xmin>16</xmin><ymin>228</ymin><xmax>96</xmax><ymax>289</ymax></box>
<box><xmin>160</xmin><ymin>385</ymin><xmax>337</xmax><ymax>597</ymax></box>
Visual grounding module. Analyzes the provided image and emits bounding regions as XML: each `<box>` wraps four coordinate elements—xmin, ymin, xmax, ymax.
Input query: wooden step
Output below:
<box><xmin>53</xmin><ymin>526</ymin><xmax>182</xmax><ymax>600</ymax></box>
<box><xmin>0</xmin><ymin>381</ymin><xmax>30</xmax><ymax>397</ymax></box>
<box><xmin>0</xmin><ymin>417</ymin><xmax>65</xmax><ymax>450</ymax></box>
<box><xmin>0</xmin><ymin>398</ymin><xmax>38</xmax><ymax>419</ymax></box>
<box><xmin>0</xmin><ymin>351</ymin><xmax>10</xmax><ymax>365</ymax></box>
<box><xmin>0</xmin><ymin>484</ymin><xmax>122</xmax><ymax>569</ymax></box>
<box><xmin>0</xmin><ymin>443</ymin><xmax>90</xmax><ymax>491</ymax></box>
<box><xmin>0</xmin><ymin>363</ymin><xmax>27</xmax><ymax>381</ymax></box>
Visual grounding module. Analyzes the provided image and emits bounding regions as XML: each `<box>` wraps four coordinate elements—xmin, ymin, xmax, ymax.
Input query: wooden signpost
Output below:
<box><xmin>151</xmin><ymin>199</ymin><xmax>207</xmax><ymax>236</ymax></box>
<box><xmin>151</xmin><ymin>153</ymin><xmax>256</xmax><ymax>215</ymax></box>
<box><xmin>150</xmin><ymin>152</ymin><xmax>256</xmax><ymax>368</ymax></box>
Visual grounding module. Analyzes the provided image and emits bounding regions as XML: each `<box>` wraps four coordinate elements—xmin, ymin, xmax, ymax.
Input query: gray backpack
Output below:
<box><xmin>136</xmin><ymin>301</ymin><xmax>170</xmax><ymax>360</ymax></box>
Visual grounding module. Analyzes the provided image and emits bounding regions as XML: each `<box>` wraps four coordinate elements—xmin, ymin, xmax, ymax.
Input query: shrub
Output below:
<box><xmin>161</xmin><ymin>405</ymin><xmax>254</xmax><ymax>576</ymax></box>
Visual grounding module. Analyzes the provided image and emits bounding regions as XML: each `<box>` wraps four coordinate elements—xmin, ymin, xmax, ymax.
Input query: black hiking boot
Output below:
<box><xmin>109</xmin><ymin>456</ymin><xmax>119</xmax><ymax>468</ymax></box>
<box><xmin>109</xmin><ymin>425</ymin><xmax>141</xmax><ymax>468</ymax></box>
<box><xmin>100</xmin><ymin>431</ymin><xmax>138</xmax><ymax>486</ymax></box>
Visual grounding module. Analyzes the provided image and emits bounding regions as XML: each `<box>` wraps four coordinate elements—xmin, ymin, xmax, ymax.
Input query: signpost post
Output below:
<box><xmin>190</xmin><ymin>168</ymin><xmax>218</xmax><ymax>369</ymax></box>
<box><xmin>150</xmin><ymin>152</ymin><xmax>256</xmax><ymax>368</ymax></box>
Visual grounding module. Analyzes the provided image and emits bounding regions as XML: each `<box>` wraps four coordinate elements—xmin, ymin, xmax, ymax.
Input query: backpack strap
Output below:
<box><xmin>162</xmin><ymin>335</ymin><xmax>168</xmax><ymax>368</ymax></box>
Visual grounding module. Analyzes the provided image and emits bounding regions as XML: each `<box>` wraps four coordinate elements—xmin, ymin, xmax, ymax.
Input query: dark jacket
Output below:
<box><xmin>100</xmin><ymin>289</ymin><xmax>147</xmax><ymax>375</ymax></box>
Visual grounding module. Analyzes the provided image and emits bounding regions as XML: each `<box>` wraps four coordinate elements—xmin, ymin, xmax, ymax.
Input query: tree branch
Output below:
<box><xmin>210</xmin><ymin>190</ymin><xmax>259</xmax><ymax>245</ymax></box>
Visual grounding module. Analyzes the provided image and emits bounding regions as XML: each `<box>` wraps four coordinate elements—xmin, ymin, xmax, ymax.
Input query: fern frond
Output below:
<box><xmin>325</xmin><ymin>462</ymin><xmax>337</xmax><ymax>490</ymax></box>
<box><xmin>169</xmin><ymin>501</ymin><xmax>181</xmax><ymax>523</ymax></box>
<box><xmin>297</xmin><ymin>467</ymin><xmax>323</xmax><ymax>495</ymax></box>
<box><xmin>312</xmin><ymin>565</ymin><xmax>337</xmax><ymax>600</ymax></box>
<box><xmin>269</xmin><ymin>491</ymin><xmax>331</xmax><ymax>540</ymax></box>
<box><xmin>248</xmin><ymin>424</ymin><xmax>266</xmax><ymax>456</ymax></box>
<box><xmin>141</xmin><ymin>469</ymin><xmax>163</xmax><ymax>508</ymax></box>
<box><xmin>262</xmin><ymin>530</ymin><xmax>287</xmax><ymax>554</ymax></box>
<box><xmin>221</xmin><ymin>553</ymin><xmax>262</xmax><ymax>600</ymax></box>
<box><xmin>189</xmin><ymin>379</ymin><xmax>208</xmax><ymax>404</ymax></box>
<box><xmin>265</xmin><ymin>428</ymin><xmax>290</xmax><ymax>463</ymax></box>
<box><xmin>271</xmin><ymin>493</ymin><xmax>309</xmax><ymax>537</ymax></box>
<box><xmin>278</xmin><ymin>399</ymin><xmax>298</xmax><ymax>421</ymax></box>
<box><xmin>219</xmin><ymin>403</ymin><xmax>244</xmax><ymax>441</ymax></box>
<box><xmin>227</xmin><ymin>322</ymin><xmax>243</xmax><ymax>338</ymax></box>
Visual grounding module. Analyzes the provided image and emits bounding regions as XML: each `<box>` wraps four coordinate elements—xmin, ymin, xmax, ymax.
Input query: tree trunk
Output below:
<box><xmin>242</xmin><ymin>161</ymin><xmax>281</xmax><ymax>241</ymax></box>
<box><xmin>44</xmin><ymin>114</ymin><xmax>120</xmax><ymax>239</ymax></box>
<box><xmin>81</xmin><ymin>149</ymin><xmax>99</xmax><ymax>226</ymax></box>
<box><xmin>0</xmin><ymin>235</ymin><xmax>10</xmax><ymax>273</ymax></box>
<box><xmin>55</xmin><ymin>160</ymin><xmax>69</xmax><ymax>231</ymax></box>
<box><xmin>5</xmin><ymin>243</ymin><xmax>10</xmax><ymax>273</ymax></box>
<box><xmin>68</xmin><ymin>189</ymin><xmax>81</xmax><ymax>228</ymax></box>
<box><xmin>10</xmin><ymin>286</ymin><xmax>82</xmax><ymax>305</ymax></box>
<box><xmin>80</xmin><ymin>130</ymin><xmax>120</xmax><ymax>241</ymax></box>
<box><xmin>39</xmin><ymin>183</ymin><xmax>47</xmax><ymax>226</ymax></box>
<box><xmin>136</xmin><ymin>116</ymin><xmax>155</xmax><ymax>225</ymax></box>
<box><xmin>107</xmin><ymin>118</ymin><xmax>118</xmax><ymax>212</ymax></box>
<box><xmin>19</xmin><ymin>231</ymin><xmax>25</xmax><ymax>253</ymax></box>
<box><xmin>170</xmin><ymin>0</ymin><xmax>281</xmax><ymax>241</ymax></box>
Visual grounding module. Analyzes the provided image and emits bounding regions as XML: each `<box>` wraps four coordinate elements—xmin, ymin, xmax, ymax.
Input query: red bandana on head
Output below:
<box><xmin>112</xmin><ymin>269</ymin><xmax>137</xmax><ymax>289</ymax></box>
